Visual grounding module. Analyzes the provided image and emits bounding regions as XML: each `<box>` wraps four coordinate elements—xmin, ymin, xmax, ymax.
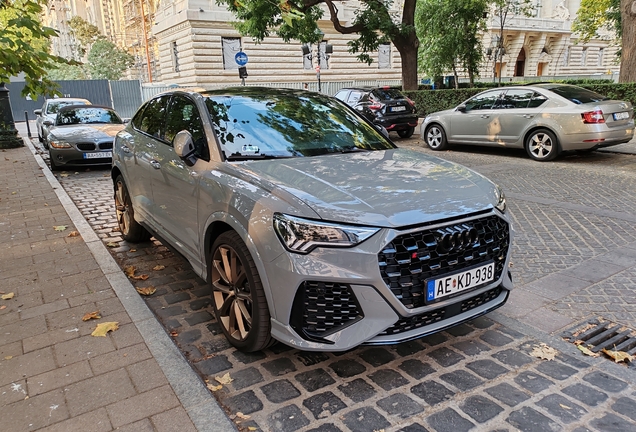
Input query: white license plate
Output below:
<box><xmin>83</xmin><ymin>151</ymin><xmax>112</xmax><ymax>159</ymax></box>
<box><xmin>391</xmin><ymin>106</ymin><xmax>407</xmax><ymax>112</ymax></box>
<box><xmin>613</xmin><ymin>112</ymin><xmax>629</xmax><ymax>120</ymax></box>
<box><xmin>426</xmin><ymin>262</ymin><xmax>495</xmax><ymax>302</ymax></box>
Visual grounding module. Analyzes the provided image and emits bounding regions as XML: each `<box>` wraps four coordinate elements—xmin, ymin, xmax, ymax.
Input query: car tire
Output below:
<box><xmin>38</xmin><ymin>130</ymin><xmax>43</xmax><ymax>143</ymax></box>
<box><xmin>209</xmin><ymin>231</ymin><xmax>273</xmax><ymax>352</ymax></box>
<box><xmin>114</xmin><ymin>175</ymin><xmax>152</xmax><ymax>242</ymax></box>
<box><xmin>48</xmin><ymin>152</ymin><xmax>62</xmax><ymax>171</ymax></box>
<box><xmin>397</xmin><ymin>127</ymin><xmax>415</xmax><ymax>139</ymax></box>
<box><xmin>525</xmin><ymin>129</ymin><xmax>560</xmax><ymax>161</ymax></box>
<box><xmin>425</xmin><ymin>124</ymin><xmax>448</xmax><ymax>150</ymax></box>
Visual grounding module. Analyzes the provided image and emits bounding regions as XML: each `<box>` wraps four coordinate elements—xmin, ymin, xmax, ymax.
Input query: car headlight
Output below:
<box><xmin>495</xmin><ymin>185</ymin><xmax>506</xmax><ymax>213</ymax></box>
<box><xmin>49</xmin><ymin>139</ymin><xmax>72</xmax><ymax>149</ymax></box>
<box><xmin>273</xmin><ymin>213</ymin><xmax>380</xmax><ymax>254</ymax></box>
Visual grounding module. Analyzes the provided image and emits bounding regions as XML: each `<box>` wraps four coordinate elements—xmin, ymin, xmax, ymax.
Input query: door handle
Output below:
<box><xmin>150</xmin><ymin>160</ymin><xmax>161</xmax><ymax>169</ymax></box>
<box><xmin>481</xmin><ymin>114</ymin><xmax>490</xmax><ymax>119</ymax></box>
<box><xmin>523</xmin><ymin>114</ymin><xmax>534</xmax><ymax>119</ymax></box>
<box><xmin>121</xmin><ymin>145</ymin><xmax>131</xmax><ymax>153</ymax></box>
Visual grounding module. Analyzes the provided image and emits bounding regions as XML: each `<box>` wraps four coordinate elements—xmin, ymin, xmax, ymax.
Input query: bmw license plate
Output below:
<box><xmin>391</xmin><ymin>106</ymin><xmax>407</xmax><ymax>112</ymax></box>
<box><xmin>613</xmin><ymin>112</ymin><xmax>629</xmax><ymax>121</ymax></box>
<box><xmin>426</xmin><ymin>261</ymin><xmax>495</xmax><ymax>303</ymax></box>
<box><xmin>83</xmin><ymin>151</ymin><xmax>112</xmax><ymax>159</ymax></box>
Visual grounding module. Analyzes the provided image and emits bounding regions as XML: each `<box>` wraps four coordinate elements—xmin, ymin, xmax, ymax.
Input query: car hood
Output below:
<box><xmin>237</xmin><ymin>149</ymin><xmax>499</xmax><ymax>227</ymax></box>
<box><xmin>48</xmin><ymin>124</ymin><xmax>124</xmax><ymax>141</ymax></box>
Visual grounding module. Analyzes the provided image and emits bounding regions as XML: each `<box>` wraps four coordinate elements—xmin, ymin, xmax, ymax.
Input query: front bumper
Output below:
<box><xmin>262</xmin><ymin>209</ymin><xmax>513</xmax><ymax>351</ymax></box>
<box><xmin>49</xmin><ymin>145</ymin><xmax>113</xmax><ymax>168</ymax></box>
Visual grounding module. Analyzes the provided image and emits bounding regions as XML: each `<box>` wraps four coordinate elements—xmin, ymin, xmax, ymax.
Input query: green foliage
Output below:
<box><xmin>572</xmin><ymin>0</ymin><xmax>621</xmax><ymax>44</ymax></box>
<box><xmin>68</xmin><ymin>16</ymin><xmax>104</xmax><ymax>56</ymax></box>
<box><xmin>404</xmin><ymin>82</ymin><xmax>636</xmax><ymax>117</ymax></box>
<box><xmin>415</xmin><ymin>0</ymin><xmax>488</xmax><ymax>85</ymax></box>
<box><xmin>86</xmin><ymin>40</ymin><xmax>134</xmax><ymax>80</ymax></box>
<box><xmin>0</xmin><ymin>0</ymin><xmax>73</xmax><ymax>97</ymax></box>
<box><xmin>47</xmin><ymin>63</ymin><xmax>89</xmax><ymax>80</ymax></box>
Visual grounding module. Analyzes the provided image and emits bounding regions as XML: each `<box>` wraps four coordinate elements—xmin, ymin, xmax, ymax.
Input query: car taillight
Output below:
<box><xmin>406</xmin><ymin>97</ymin><xmax>415</xmax><ymax>108</ymax></box>
<box><xmin>582</xmin><ymin>110</ymin><xmax>605</xmax><ymax>124</ymax></box>
<box><xmin>369</xmin><ymin>103</ymin><xmax>383</xmax><ymax>111</ymax></box>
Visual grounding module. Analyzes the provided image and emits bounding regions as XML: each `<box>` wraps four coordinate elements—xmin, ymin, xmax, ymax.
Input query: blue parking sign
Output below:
<box><xmin>235</xmin><ymin>51</ymin><xmax>248</xmax><ymax>66</ymax></box>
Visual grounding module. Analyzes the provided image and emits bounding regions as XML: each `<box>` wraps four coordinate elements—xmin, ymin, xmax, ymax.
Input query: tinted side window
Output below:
<box><xmin>165</xmin><ymin>96</ymin><xmax>209</xmax><ymax>161</ymax></box>
<box><xmin>139</xmin><ymin>96</ymin><xmax>169</xmax><ymax>139</ymax></box>
<box><xmin>347</xmin><ymin>91</ymin><xmax>364</xmax><ymax>104</ymax></box>
<box><xmin>528</xmin><ymin>92</ymin><xmax>548</xmax><ymax>108</ymax></box>
<box><xmin>130</xmin><ymin>104</ymin><xmax>146</xmax><ymax>129</ymax></box>
<box><xmin>547</xmin><ymin>86</ymin><xmax>608</xmax><ymax>104</ymax></box>
<box><xmin>497</xmin><ymin>89</ymin><xmax>534</xmax><ymax>109</ymax></box>
<box><xmin>464</xmin><ymin>91</ymin><xmax>501</xmax><ymax>111</ymax></box>
<box><xmin>334</xmin><ymin>91</ymin><xmax>349</xmax><ymax>102</ymax></box>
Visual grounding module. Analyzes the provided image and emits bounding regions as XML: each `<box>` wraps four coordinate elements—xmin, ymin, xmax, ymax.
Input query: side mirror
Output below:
<box><xmin>173</xmin><ymin>130</ymin><xmax>196</xmax><ymax>166</ymax></box>
<box><xmin>34</xmin><ymin>109</ymin><xmax>42</xmax><ymax>116</ymax></box>
<box><xmin>122</xmin><ymin>118</ymin><xmax>131</xmax><ymax>124</ymax></box>
<box><xmin>456</xmin><ymin>104</ymin><xmax>467</xmax><ymax>112</ymax></box>
<box><xmin>43</xmin><ymin>120</ymin><xmax>54</xmax><ymax>126</ymax></box>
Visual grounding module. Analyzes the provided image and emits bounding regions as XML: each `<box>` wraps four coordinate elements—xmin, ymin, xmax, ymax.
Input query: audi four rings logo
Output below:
<box><xmin>436</xmin><ymin>225</ymin><xmax>478</xmax><ymax>253</ymax></box>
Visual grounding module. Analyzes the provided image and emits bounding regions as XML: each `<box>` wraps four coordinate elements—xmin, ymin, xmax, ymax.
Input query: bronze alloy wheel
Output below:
<box><xmin>114</xmin><ymin>175</ymin><xmax>151</xmax><ymax>242</ymax></box>
<box><xmin>210</xmin><ymin>231</ymin><xmax>272</xmax><ymax>352</ymax></box>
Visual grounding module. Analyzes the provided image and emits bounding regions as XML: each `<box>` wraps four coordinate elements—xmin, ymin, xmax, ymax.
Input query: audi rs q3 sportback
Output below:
<box><xmin>112</xmin><ymin>87</ymin><xmax>513</xmax><ymax>352</ymax></box>
<box><xmin>421</xmin><ymin>84</ymin><xmax>634</xmax><ymax>161</ymax></box>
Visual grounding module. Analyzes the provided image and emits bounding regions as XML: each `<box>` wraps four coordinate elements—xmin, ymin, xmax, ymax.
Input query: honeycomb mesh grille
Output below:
<box><xmin>380</xmin><ymin>287</ymin><xmax>502</xmax><ymax>336</ymax></box>
<box><xmin>378</xmin><ymin>214</ymin><xmax>509</xmax><ymax>309</ymax></box>
<box><xmin>299</xmin><ymin>281</ymin><xmax>362</xmax><ymax>335</ymax></box>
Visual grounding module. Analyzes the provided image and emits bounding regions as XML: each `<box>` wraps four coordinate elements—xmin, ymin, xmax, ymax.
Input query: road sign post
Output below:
<box><xmin>315</xmin><ymin>65</ymin><xmax>321</xmax><ymax>93</ymax></box>
<box><xmin>235</xmin><ymin>51</ymin><xmax>249</xmax><ymax>86</ymax></box>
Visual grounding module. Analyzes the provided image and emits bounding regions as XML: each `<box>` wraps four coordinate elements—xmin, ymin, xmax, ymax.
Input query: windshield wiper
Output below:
<box><xmin>225</xmin><ymin>154</ymin><xmax>294</xmax><ymax>161</ymax></box>
<box><xmin>337</xmin><ymin>147</ymin><xmax>370</xmax><ymax>154</ymax></box>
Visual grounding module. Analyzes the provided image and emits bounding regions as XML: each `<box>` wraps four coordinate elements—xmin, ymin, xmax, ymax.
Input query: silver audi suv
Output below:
<box><xmin>112</xmin><ymin>87</ymin><xmax>513</xmax><ymax>352</ymax></box>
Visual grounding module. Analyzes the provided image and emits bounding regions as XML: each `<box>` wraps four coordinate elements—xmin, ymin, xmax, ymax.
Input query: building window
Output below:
<box><xmin>318</xmin><ymin>41</ymin><xmax>330</xmax><ymax>70</ymax></box>
<box><xmin>303</xmin><ymin>43</ymin><xmax>313</xmax><ymax>70</ymax></box>
<box><xmin>598</xmin><ymin>48</ymin><xmax>604</xmax><ymax>66</ymax></box>
<box><xmin>581</xmin><ymin>47</ymin><xmax>587</xmax><ymax>66</ymax></box>
<box><xmin>222</xmin><ymin>37</ymin><xmax>241</xmax><ymax>70</ymax></box>
<box><xmin>562</xmin><ymin>46</ymin><xmax>570</xmax><ymax>66</ymax></box>
<box><xmin>378</xmin><ymin>43</ymin><xmax>391</xmax><ymax>69</ymax></box>
<box><xmin>172</xmin><ymin>41</ymin><xmax>179</xmax><ymax>73</ymax></box>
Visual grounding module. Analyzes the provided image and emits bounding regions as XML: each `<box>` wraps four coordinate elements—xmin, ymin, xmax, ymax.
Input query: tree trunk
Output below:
<box><xmin>619</xmin><ymin>0</ymin><xmax>636</xmax><ymax>82</ymax></box>
<box><xmin>395</xmin><ymin>0</ymin><xmax>419</xmax><ymax>90</ymax></box>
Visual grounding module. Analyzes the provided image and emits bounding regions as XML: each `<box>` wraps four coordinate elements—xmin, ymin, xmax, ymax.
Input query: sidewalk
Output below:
<box><xmin>0</xmin><ymin>137</ymin><xmax>232</xmax><ymax>431</ymax></box>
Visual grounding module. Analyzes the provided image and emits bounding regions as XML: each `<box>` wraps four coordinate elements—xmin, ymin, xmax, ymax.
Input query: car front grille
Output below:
<box><xmin>378</xmin><ymin>214</ymin><xmax>510</xmax><ymax>309</ymax></box>
<box><xmin>77</xmin><ymin>143</ymin><xmax>96</xmax><ymax>151</ymax></box>
<box><xmin>379</xmin><ymin>286</ymin><xmax>503</xmax><ymax>336</ymax></box>
<box><xmin>290</xmin><ymin>281</ymin><xmax>363</xmax><ymax>343</ymax></box>
<box><xmin>75</xmin><ymin>142</ymin><xmax>113</xmax><ymax>151</ymax></box>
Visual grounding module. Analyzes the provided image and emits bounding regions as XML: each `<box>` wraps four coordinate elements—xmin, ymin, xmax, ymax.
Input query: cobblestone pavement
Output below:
<box><xmin>31</xmin><ymin>133</ymin><xmax>636</xmax><ymax>432</ymax></box>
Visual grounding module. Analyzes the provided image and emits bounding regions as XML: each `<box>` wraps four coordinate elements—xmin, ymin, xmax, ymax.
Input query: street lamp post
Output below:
<box><xmin>301</xmin><ymin>43</ymin><xmax>332</xmax><ymax>93</ymax></box>
<box><xmin>0</xmin><ymin>83</ymin><xmax>24</xmax><ymax>149</ymax></box>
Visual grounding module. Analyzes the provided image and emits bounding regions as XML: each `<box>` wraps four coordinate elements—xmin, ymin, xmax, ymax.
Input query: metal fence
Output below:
<box><xmin>109</xmin><ymin>80</ymin><xmax>143</xmax><ymax>118</ymax></box>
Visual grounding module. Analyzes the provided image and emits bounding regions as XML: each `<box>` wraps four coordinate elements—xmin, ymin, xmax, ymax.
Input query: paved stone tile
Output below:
<box><xmin>411</xmin><ymin>380</ymin><xmax>455</xmax><ymax>406</ymax></box>
<box><xmin>295</xmin><ymin>351</ymin><xmax>330</xmax><ymax>367</ymax></box>
<box><xmin>261</xmin><ymin>379</ymin><xmax>301</xmax><ymax>403</ymax></box>
<box><xmin>232</xmin><ymin>367</ymin><xmax>264</xmax><ymax>391</ymax></box>
<box><xmin>399</xmin><ymin>359</ymin><xmax>436</xmax><ymax>380</ymax></box>
<box><xmin>0</xmin><ymin>315</ymin><xmax>47</xmax><ymax>346</ymax></box>
<box><xmin>27</xmin><ymin>360</ymin><xmax>93</xmax><ymax>396</ymax></box>
<box><xmin>514</xmin><ymin>371</ymin><xmax>554</xmax><ymax>394</ymax></box>
<box><xmin>426</xmin><ymin>408</ymin><xmax>474</xmax><ymax>432</ymax></box>
<box><xmin>358</xmin><ymin>347</ymin><xmax>395</xmax><ymax>367</ymax></box>
<box><xmin>2</xmin><ymin>389</ymin><xmax>69</xmax><ymax>431</ymax></box>
<box><xmin>222</xmin><ymin>389</ymin><xmax>264</xmax><ymax>415</ymax></box>
<box><xmin>492</xmin><ymin>348</ymin><xmax>533</xmax><ymax>368</ymax></box>
<box><xmin>295</xmin><ymin>368</ymin><xmax>336</xmax><ymax>392</ymax></box>
<box><xmin>106</xmin><ymin>385</ymin><xmax>181</xmax><ymax>428</ymax></box>
<box><xmin>195</xmin><ymin>354</ymin><xmax>232</xmax><ymax>376</ymax></box>
<box><xmin>428</xmin><ymin>347</ymin><xmax>465</xmax><ymax>367</ymax></box>
<box><xmin>460</xmin><ymin>395</ymin><xmax>504</xmax><ymax>424</ymax></box>
<box><xmin>268</xmin><ymin>404</ymin><xmax>310</xmax><ymax>432</ymax></box>
<box><xmin>439</xmin><ymin>370</ymin><xmax>484</xmax><ymax>391</ymax></box>
<box><xmin>329</xmin><ymin>359</ymin><xmax>366</xmax><ymax>378</ymax></box>
<box><xmin>611</xmin><ymin>397</ymin><xmax>636</xmax><ymax>422</ymax></box>
<box><xmin>398</xmin><ymin>423</ymin><xmax>430</xmax><ymax>432</ymax></box>
<box><xmin>88</xmin><ymin>343</ymin><xmax>152</xmax><ymax>375</ymax></box>
<box><xmin>392</xmin><ymin>340</ymin><xmax>426</xmax><ymax>357</ymax></box>
<box><xmin>452</xmin><ymin>339</ymin><xmax>490</xmax><ymax>356</ymax></box>
<box><xmin>368</xmin><ymin>368</ymin><xmax>409</xmax><ymax>391</ymax></box>
<box><xmin>484</xmin><ymin>383</ymin><xmax>531</xmax><ymax>407</ymax></box>
<box><xmin>561</xmin><ymin>383</ymin><xmax>608</xmax><ymax>407</ymax></box>
<box><xmin>0</xmin><ymin>347</ymin><xmax>56</xmax><ymax>387</ymax></box>
<box><xmin>337</xmin><ymin>378</ymin><xmax>376</xmax><ymax>403</ymax></box>
<box><xmin>536</xmin><ymin>393</ymin><xmax>587</xmax><ymax>423</ymax></box>
<box><xmin>53</xmin><ymin>334</ymin><xmax>116</xmax><ymax>366</ymax></box>
<box><xmin>37</xmin><ymin>408</ymin><xmax>111</xmax><ymax>432</ymax></box>
<box><xmin>590</xmin><ymin>413</ymin><xmax>636</xmax><ymax>432</ymax></box>
<box><xmin>65</xmin><ymin>368</ymin><xmax>136</xmax><ymax>416</ymax></box>
<box><xmin>377</xmin><ymin>393</ymin><xmax>424</xmax><ymax>419</ymax></box>
<box><xmin>263</xmin><ymin>357</ymin><xmax>297</xmax><ymax>377</ymax></box>
<box><xmin>465</xmin><ymin>359</ymin><xmax>509</xmax><ymax>379</ymax></box>
<box><xmin>126</xmin><ymin>358</ymin><xmax>170</xmax><ymax>393</ymax></box>
<box><xmin>535</xmin><ymin>361</ymin><xmax>578</xmax><ymax>381</ymax></box>
<box><xmin>302</xmin><ymin>391</ymin><xmax>347</xmax><ymax>419</ymax></box>
<box><xmin>307</xmin><ymin>424</ymin><xmax>343</xmax><ymax>432</ymax></box>
<box><xmin>506</xmin><ymin>406</ymin><xmax>560</xmax><ymax>432</ymax></box>
<box><xmin>151</xmin><ymin>406</ymin><xmax>198</xmax><ymax>432</ymax></box>
<box><xmin>342</xmin><ymin>407</ymin><xmax>390</xmax><ymax>432</ymax></box>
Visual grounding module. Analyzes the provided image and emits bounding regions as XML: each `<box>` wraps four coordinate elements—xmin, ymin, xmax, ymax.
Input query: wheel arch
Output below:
<box><xmin>523</xmin><ymin>125</ymin><xmax>561</xmax><ymax>150</ymax></box>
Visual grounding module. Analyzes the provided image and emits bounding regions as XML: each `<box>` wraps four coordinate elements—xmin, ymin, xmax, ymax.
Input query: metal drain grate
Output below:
<box><xmin>563</xmin><ymin>318</ymin><xmax>636</xmax><ymax>355</ymax></box>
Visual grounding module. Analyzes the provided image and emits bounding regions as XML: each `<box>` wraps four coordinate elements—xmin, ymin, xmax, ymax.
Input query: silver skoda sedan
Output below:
<box><xmin>113</xmin><ymin>88</ymin><xmax>513</xmax><ymax>352</ymax></box>
<box><xmin>421</xmin><ymin>84</ymin><xmax>634</xmax><ymax>161</ymax></box>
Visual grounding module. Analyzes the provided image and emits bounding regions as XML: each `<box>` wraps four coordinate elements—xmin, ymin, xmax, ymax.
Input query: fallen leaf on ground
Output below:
<box><xmin>236</xmin><ymin>412</ymin><xmax>250</xmax><ymax>420</ymax></box>
<box><xmin>124</xmin><ymin>266</ymin><xmax>136</xmax><ymax>277</ymax></box>
<box><xmin>0</xmin><ymin>305</ymin><xmax>6</xmax><ymax>310</ymax></box>
<box><xmin>248</xmin><ymin>427</ymin><xmax>257</xmax><ymax>431</ymax></box>
<box><xmin>215</xmin><ymin>372</ymin><xmax>233</xmax><ymax>385</ymax></box>
<box><xmin>53</xmin><ymin>225</ymin><xmax>67</xmax><ymax>231</ymax></box>
<box><xmin>82</xmin><ymin>310</ymin><xmax>101</xmax><ymax>321</ymax></box>
<box><xmin>11</xmin><ymin>191</ymin><xmax>16</xmax><ymax>195</ymax></box>
<box><xmin>136</xmin><ymin>286</ymin><xmax>156</xmax><ymax>296</ymax></box>
<box><xmin>59</xmin><ymin>173</ymin><xmax>68</xmax><ymax>177</ymax></box>
<box><xmin>530</xmin><ymin>343</ymin><xmax>557</xmax><ymax>361</ymax></box>
<box><xmin>1</xmin><ymin>293</ymin><xmax>15</xmax><ymax>300</ymax></box>
<box><xmin>559</xmin><ymin>403</ymin><xmax>571</xmax><ymax>410</ymax></box>
<box><xmin>91</xmin><ymin>322</ymin><xmax>119</xmax><ymax>337</ymax></box>
<box><xmin>128</xmin><ymin>248</ymin><xmax>135</xmax><ymax>252</ymax></box>
<box><xmin>131</xmin><ymin>274</ymin><xmax>149</xmax><ymax>280</ymax></box>
<box><xmin>577</xmin><ymin>344</ymin><xmax>600</xmax><ymax>357</ymax></box>
<box><xmin>67</xmin><ymin>231</ymin><xmax>79</xmax><ymax>237</ymax></box>
<box><xmin>206</xmin><ymin>383</ymin><xmax>222</xmax><ymax>392</ymax></box>
<box><xmin>601</xmin><ymin>348</ymin><xmax>633</xmax><ymax>363</ymax></box>
<box><xmin>106</xmin><ymin>242</ymin><xmax>118</xmax><ymax>248</ymax></box>
<box><xmin>571</xmin><ymin>323</ymin><xmax>597</xmax><ymax>338</ymax></box>
<box><xmin>152</xmin><ymin>265</ymin><xmax>165</xmax><ymax>271</ymax></box>
<box><xmin>5</xmin><ymin>356</ymin><xmax>13</xmax><ymax>360</ymax></box>
<box><xmin>170</xmin><ymin>330</ymin><xmax>178</xmax><ymax>337</ymax></box>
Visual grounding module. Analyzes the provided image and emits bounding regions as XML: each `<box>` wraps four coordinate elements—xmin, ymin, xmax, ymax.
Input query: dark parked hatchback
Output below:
<box><xmin>335</xmin><ymin>86</ymin><xmax>419</xmax><ymax>138</ymax></box>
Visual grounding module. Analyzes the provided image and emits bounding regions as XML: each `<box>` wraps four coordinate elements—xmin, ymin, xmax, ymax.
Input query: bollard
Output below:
<box><xmin>24</xmin><ymin>111</ymin><xmax>32</xmax><ymax>138</ymax></box>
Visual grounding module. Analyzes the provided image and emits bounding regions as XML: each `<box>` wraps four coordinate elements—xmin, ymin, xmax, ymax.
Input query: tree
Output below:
<box><xmin>68</xmin><ymin>16</ymin><xmax>103</xmax><ymax>58</ymax></box>
<box><xmin>86</xmin><ymin>40</ymin><xmax>135</xmax><ymax>80</ymax></box>
<box><xmin>571</xmin><ymin>0</ymin><xmax>621</xmax><ymax>44</ymax></box>
<box><xmin>47</xmin><ymin>63</ymin><xmax>90</xmax><ymax>81</ymax></box>
<box><xmin>620</xmin><ymin>0</ymin><xmax>636</xmax><ymax>82</ymax></box>
<box><xmin>489</xmin><ymin>0</ymin><xmax>534</xmax><ymax>85</ymax></box>
<box><xmin>0</xmin><ymin>0</ymin><xmax>71</xmax><ymax>97</ymax></box>
<box><xmin>216</xmin><ymin>0</ymin><xmax>420</xmax><ymax>90</ymax></box>
<box><xmin>416</xmin><ymin>0</ymin><xmax>488</xmax><ymax>88</ymax></box>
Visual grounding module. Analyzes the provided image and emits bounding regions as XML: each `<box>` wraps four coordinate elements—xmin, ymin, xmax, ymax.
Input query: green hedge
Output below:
<box><xmin>404</xmin><ymin>83</ymin><xmax>636</xmax><ymax>118</ymax></box>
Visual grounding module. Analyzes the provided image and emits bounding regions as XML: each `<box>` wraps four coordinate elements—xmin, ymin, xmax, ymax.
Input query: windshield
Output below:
<box><xmin>56</xmin><ymin>107</ymin><xmax>123</xmax><ymax>126</ymax></box>
<box><xmin>204</xmin><ymin>90</ymin><xmax>394</xmax><ymax>160</ymax></box>
<box><xmin>545</xmin><ymin>85</ymin><xmax>609</xmax><ymax>105</ymax></box>
<box><xmin>46</xmin><ymin>101</ymin><xmax>88</xmax><ymax>114</ymax></box>
<box><xmin>371</xmin><ymin>88</ymin><xmax>405</xmax><ymax>100</ymax></box>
